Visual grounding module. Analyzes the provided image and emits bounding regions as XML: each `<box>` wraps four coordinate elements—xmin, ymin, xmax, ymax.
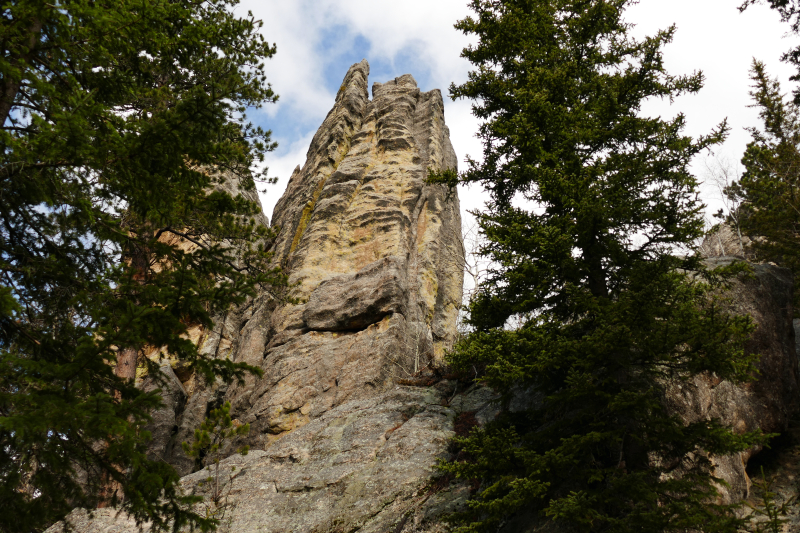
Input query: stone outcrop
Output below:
<box><xmin>699</xmin><ymin>224</ymin><xmax>752</xmax><ymax>259</ymax></box>
<box><xmin>49</xmin><ymin>61</ymin><xmax>466</xmax><ymax>533</ymax></box>
<box><xmin>132</xmin><ymin>60</ymin><xmax>463</xmax><ymax>476</ymax></box>
<box><xmin>50</xmin><ymin>382</ymin><xmax>481</xmax><ymax>533</ymax></box>
<box><xmin>47</xmin><ymin>62</ymin><xmax>800</xmax><ymax>533</ymax></box>
<box><xmin>140</xmin><ymin>362</ymin><xmax>187</xmax><ymax>464</ymax></box>
<box><xmin>178</xmin><ymin>387</ymin><xmax>464</xmax><ymax>533</ymax></box>
<box><xmin>221</xmin><ymin>59</ymin><xmax>464</xmax><ymax>453</ymax></box>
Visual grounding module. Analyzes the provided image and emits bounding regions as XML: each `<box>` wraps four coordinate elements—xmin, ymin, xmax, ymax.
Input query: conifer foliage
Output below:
<box><xmin>741</xmin><ymin>0</ymin><xmax>800</xmax><ymax>103</ymax></box>
<box><xmin>727</xmin><ymin>61</ymin><xmax>800</xmax><ymax>308</ymax></box>
<box><xmin>183</xmin><ymin>402</ymin><xmax>250</xmax><ymax>518</ymax></box>
<box><xmin>439</xmin><ymin>1</ymin><xmax>764</xmax><ymax>531</ymax></box>
<box><xmin>0</xmin><ymin>1</ymin><xmax>283</xmax><ymax>532</ymax></box>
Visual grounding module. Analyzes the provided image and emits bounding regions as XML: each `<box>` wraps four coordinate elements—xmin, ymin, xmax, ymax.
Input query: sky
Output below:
<box><xmin>237</xmin><ymin>0</ymin><xmax>800</xmax><ymax>225</ymax></box>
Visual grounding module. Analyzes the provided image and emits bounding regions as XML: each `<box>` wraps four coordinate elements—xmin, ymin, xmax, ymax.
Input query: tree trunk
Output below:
<box><xmin>114</xmin><ymin>347</ymin><xmax>138</xmax><ymax>384</ymax></box>
<box><xmin>0</xmin><ymin>18</ymin><xmax>43</xmax><ymax>126</ymax></box>
<box><xmin>99</xmin><ymin>245</ymin><xmax>149</xmax><ymax>507</ymax></box>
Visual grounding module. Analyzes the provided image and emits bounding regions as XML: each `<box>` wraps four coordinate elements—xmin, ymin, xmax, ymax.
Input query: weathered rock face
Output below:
<box><xmin>699</xmin><ymin>224</ymin><xmax>753</xmax><ymax>259</ymax></box>
<box><xmin>51</xmin><ymin>383</ymin><xmax>480</xmax><ymax>533</ymax></box>
<box><xmin>664</xmin><ymin>257</ymin><xmax>800</xmax><ymax>504</ymax></box>
<box><xmin>221</xmin><ymin>60</ymin><xmax>463</xmax><ymax>451</ymax></box>
<box><xmin>178</xmin><ymin>387</ymin><xmax>465</xmax><ymax>533</ymax></box>
<box><xmin>140</xmin><ymin>362</ymin><xmax>187</xmax><ymax>464</ymax></box>
<box><xmin>131</xmin><ymin>60</ymin><xmax>464</xmax><ymax>475</ymax></box>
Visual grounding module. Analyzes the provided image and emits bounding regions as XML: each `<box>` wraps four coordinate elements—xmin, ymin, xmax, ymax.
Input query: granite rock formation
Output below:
<box><xmin>140</xmin><ymin>60</ymin><xmax>463</xmax><ymax>477</ymax></box>
<box><xmin>50</xmin><ymin>383</ymin><xmax>480</xmax><ymax>533</ymax></box>
<box><xmin>223</xmin><ymin>59</ymin><xmax>463</xmax><ymax>453</ymax></box>
<box><xmin>46</xmin><ymin>63</ymin><xmax>800</xmax><ymax>533</ymax></box>
<box><xmin>699</xmin><ymin>224</ymin><xmax>753</xmax><ymax>259</ymax></box>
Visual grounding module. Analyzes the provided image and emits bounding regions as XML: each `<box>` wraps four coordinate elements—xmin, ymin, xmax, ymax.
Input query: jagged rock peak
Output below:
<box><xmin>230</xmin><ymin>59</ymin><xmax>464</xmax><ymax>447</ymax></box>
<box><xmin>49</xmin><ymin>61</ymin><xmax>466</xmax><ymax>533</ymax></box>
<box><xmin>134</xmin><ymin>60</ymin><xmax>464</xmax><ymax>474</ymax></box>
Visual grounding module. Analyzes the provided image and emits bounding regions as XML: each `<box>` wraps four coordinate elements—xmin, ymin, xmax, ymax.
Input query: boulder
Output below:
<box><xmin>302</xmin><ymin>256</ymin><xmax>408</xmax><ymax>332</ymax></box>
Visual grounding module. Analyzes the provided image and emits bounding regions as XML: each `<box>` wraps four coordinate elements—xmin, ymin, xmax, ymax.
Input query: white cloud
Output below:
<box><xmin>240</xmin><ymin>0</ymin><xmax>476</xmax><ymax>127</ymax></box>
<box><xmin>628</xmin><ymin>0</ymin><xmax>800</xmax><ymax>215</ymax></box>
<box><xmin>257</xmin><ymin>130</ymin><xmax>315</xmax><ymax>222</ymax></box>
<box><xmin>314</xmin><ymin>0</ymin><xmax>475</xmax><ymax>85</ymax></box>
<box><xmin>238</xmin><ymin>0</ymin><xmax>337</xmax><ymax>124</ymax></box>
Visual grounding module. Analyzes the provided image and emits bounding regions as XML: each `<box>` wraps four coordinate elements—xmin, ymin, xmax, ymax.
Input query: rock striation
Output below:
<box><xmin>224</xmin><ymin>59</ymin><xmax>464</xmax><ymax>452</ymax></box>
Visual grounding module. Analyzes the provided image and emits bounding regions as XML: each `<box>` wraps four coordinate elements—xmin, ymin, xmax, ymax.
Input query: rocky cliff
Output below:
<box><xmin>135</xmin><ymin>60</ymin><xmax>465</xmax><ymax>477</ymax></box>
<box><xmin>51</xmin><ymin>60</ymin><xmax>471</xmax><ymax>533</ymax></box>
<box><xmin>48</xmin><ymin>62</ymin><xmax>800</xmax><ymax>533</ymax></box>
<box><xmin>667</xmin><ymin>258</ymin><xmax>799</xmax><ymax>505</ymax></box>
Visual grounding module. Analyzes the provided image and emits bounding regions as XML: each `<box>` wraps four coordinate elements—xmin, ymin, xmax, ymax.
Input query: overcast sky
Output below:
<box><xmin>239</xmin><ymin>0</ymin><xmax>800</xmax><ymax>224</ymax></box>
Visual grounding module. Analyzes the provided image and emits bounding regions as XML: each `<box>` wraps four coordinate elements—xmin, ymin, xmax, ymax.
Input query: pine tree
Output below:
<box><xmin>740</xmin><ymin>0</ymin><xmax>800</xmax><ymax>104</ymax></box>
<box><xmin>437</xmin><ymin>1</ymin><xmax>764</xmax><ymax>531</ymax></box>
<box><xmin>727</xmin><ymin>60</ymin><xmax>800</xmax><ymax>309</ymax></box>
<box><xmin>0</xmin><ymin>1</ymin><xmax>284</xmax><ymax>532</ymax></box>
<box><xmin>183</xmin><ymin>401</ymin><xmax>250</xmax><ymax>521</ymax></box>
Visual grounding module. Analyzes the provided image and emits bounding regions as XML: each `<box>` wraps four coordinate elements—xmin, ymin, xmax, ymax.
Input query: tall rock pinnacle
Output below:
<box><xmin>123</xmin><ymin>60</ymin><xmax>466</xmax><ymax>475</ymax></box>
<box><xmin>228</xmin><ymin>60</ymin><xmax>464</xmax><ymax>446</ymax></box>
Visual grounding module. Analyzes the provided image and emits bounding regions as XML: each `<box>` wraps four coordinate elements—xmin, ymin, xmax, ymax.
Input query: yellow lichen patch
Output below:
<box><xmin>376</xmin><ymin>313</ymin><xmax>393</xmax><ymax>331</ymax></box>
<box><xmin>289</xmin><ymin>198</ymin><xmax>317</xmax><ymax>256</ymax></box>
<box><xmin>269</xmin><ymin>410</ymin><xmax>311</xmax><ymax>436</ymax></box>
<box><xmin>287</xmin><ymin>134</ymin><xmax>358</xmax><ymax>257</ymax></box>
<box><xmin>135</xmin><ymin>365</ymin><xmax>149</xmax><ymax>380</ymax></box>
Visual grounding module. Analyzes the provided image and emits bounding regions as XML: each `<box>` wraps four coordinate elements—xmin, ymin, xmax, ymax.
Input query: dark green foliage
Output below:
<box><xmin>436</xmin><ymin>1</ymin><xmax>764</xmax><ymax>531</ymax></box>
<box><xmin>745</xmin><ymin>467</ymin><xmax>793</xmax><ymax>533</ymax></box>
<box><xmin>183</xmin><ymin>401</ymin><xmax>251</xmax><ymax>475</ymax></box>
<box><xmin>0</xmin><ymin>1</ymin><xmax>284</xmax><ymax>532</ymax></box>
<box><xmin>726</xmin><ymin>61</ymin><xmax>800</xmax><ymax>311</ymax></box>
<box><xmin>183</xmin><ymin>401</ymin><xmax>250</xmax><ymax>520</ymax></box>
